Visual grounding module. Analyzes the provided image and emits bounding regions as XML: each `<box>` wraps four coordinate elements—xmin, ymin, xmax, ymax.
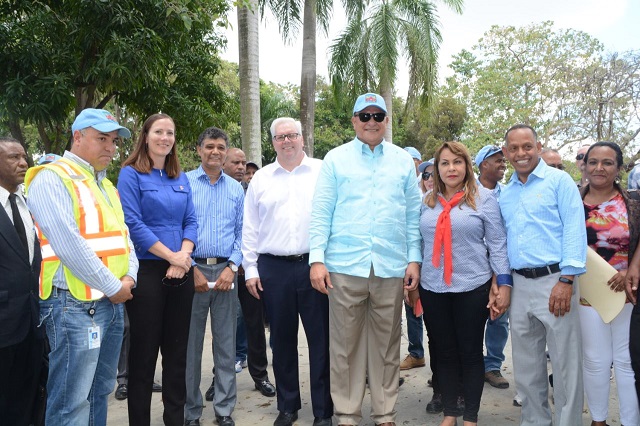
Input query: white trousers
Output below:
<box><xmin>579</xmin><ymin>303</ymin><xmax>639</xmax><ymax>424</ymax></box>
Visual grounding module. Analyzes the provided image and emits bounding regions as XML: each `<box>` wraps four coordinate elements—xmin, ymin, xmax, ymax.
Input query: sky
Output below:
<box><xmin>220</xmin><ymin>0</ymin><xmax>639</xmax><ymax>98</ymax></box>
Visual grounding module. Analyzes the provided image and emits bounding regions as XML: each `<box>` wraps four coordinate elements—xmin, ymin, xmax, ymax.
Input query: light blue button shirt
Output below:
<box><xmin>500</xmin><ymin>159</ymin><xmax>586</xmax><ymax>276</ymax></box>
<box><xmin>309</xmin><ymin>138</ymin><xmax>422</xmax><ymax>279</ymax></box>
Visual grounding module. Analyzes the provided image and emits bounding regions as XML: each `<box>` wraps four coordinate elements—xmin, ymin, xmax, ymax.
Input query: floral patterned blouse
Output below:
<box><xmin>581</xmin><ymin>193</ymin><xmax>629</xmax><ymax>306</ymax></box>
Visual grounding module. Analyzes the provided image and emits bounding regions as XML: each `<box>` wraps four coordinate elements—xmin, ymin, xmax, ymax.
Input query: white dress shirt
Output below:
<box><xmin>242</xmin><ymin>154</ymin><xmax>322</xmax><ymax>280</ymax></box>
<box><xmin>0</xmin><ymin>184</ymin><xmax>35</xmax><ymax>262</ymax></box>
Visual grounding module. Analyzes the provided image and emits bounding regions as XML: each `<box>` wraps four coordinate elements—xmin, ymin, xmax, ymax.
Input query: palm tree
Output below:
<box><xmin>238</xmin><ymin>0</ymin><xmax>262</xmax><ymax>165</ymax></box>
<box><xmin>260</xmin><ymin>0</ymin><xmax>362</xmax><ymax>157</ymax></box>
<box><xmin>329</xmin><ymin>0</ymin><xmax>463</xmax><ymax>142</ymax></box>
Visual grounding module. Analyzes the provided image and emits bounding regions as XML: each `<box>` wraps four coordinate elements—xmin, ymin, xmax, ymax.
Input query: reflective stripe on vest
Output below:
<box><xmin>26</xmin><ymin>158</ymin><xmax>130</xmax><ymax>301</ymax></box>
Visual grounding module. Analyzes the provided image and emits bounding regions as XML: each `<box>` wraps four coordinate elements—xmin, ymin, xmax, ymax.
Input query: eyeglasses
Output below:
<box><xmin>548</xmin><ymin>163</ymin><xmax>565</xmax><ymax>170</ymax></box>
<box><xmin>162</xmin><ymin>272</ymin><xmax>190</xmax><ymax>287</ymax></box>
<box><xmin>422</xmin><ymin>171</ymin><xmax>433</xmax><ymax>180</ymax></box>
<box><xmin>576</xmin><ymin>153</ymin><xmax>585</xmax><ymax>161</ymax></box>
<box><xmin>272</xmin><ymin>133</ymin><xmax>301</xmax><ymax>142</ymax></box>
<box><xmin>355</xmin><ymin>112</ymin><xmax>386</xmax><ymax>123</ymax></box>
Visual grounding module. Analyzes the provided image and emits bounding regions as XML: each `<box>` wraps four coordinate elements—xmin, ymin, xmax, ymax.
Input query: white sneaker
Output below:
<box><xmin>235</xmin><ymin>360</ymin><xmax>243</xmax><ymax>373</ymax></box>
<box><xmin>513</xmin><ymin>393</ymin><xmax>522</xmax><ymax>407</ymax></box>
<box><xmin>241</xmin><ymin>359</ymin><xmax>247</xmax><ymax>368</ymax></box>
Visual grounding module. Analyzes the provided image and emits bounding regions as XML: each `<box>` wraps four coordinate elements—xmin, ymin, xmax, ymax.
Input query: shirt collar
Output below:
<box><xmin>62</xmin><ymin>151</ymin><xmax>107</xmax><ymax>182</ymax></box>
<box><xmin>273</xmin><ymin>153</ymin><xmax>312</xmax><ymax>173</ymax></box>
<box><xmin>195</xmin><ymin>165</ymin><xmax>227</xmax><ymax>183</ymax></box>
<box><xmin>509</xmin><ymin>158</ymin><xmax>545</xmax><ymax>184</ymax></box>
<box><xmin>0</xmin><ymin>184</ymin><xmax>25</xmax><ymax>207</ymax></box>
<box><xmin>354</xmin><ymin>137</ymin><xmax>386</xmax><ymax>155</ymax></box>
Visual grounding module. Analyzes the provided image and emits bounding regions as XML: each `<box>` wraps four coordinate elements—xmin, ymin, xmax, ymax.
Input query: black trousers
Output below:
<box><xmin>237</xmin><ymin>271</ymin><xmax>270</xmax><ymax>383</ymax></box>
<box><xmin>421</xmin><ymin>282</ymin><xmax>490</xmax><ymax>423</ymax></box>
<box><xmin>258</xmin><ymin>254</ymin><xmax>333</xmax><ymax>418</ymax></box>
<box><xmin>0</xmin><ymin>327</ymin><xmax>44</xmax><ymax>426</ymax></box>
<box><xmin>126</xmin><ymin>260</ymin><xmax>194</xmax><ymax>426</ymax></box>
<box><xmin>631</xmin><ymin>302</ymin><xmax>640</xmax><ymax>408</ymax></box>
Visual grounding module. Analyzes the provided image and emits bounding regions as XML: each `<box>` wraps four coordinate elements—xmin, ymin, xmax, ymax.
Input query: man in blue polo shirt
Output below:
<box><xmin>500</xmin><ymin>124</ymin><xmax>586</xmax><ymax>426</ymax></box>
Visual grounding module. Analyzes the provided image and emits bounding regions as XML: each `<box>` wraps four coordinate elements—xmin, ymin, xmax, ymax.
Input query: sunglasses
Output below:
<box><xmin>422</xmin><ymin>171</ymin><xmax>433</xmax><ymax>180</ymax></box>
<box><xmin>355</xmin><ymin>112</ymin><xmax>386</xmax><ymax>123</ymax></box>
<box><xmin>162</xmin><ymin>271</ymin><xmax>190</xmax><ymax>287</ymax></box>
<box><xmin>548</xmin><ymin>163</ymin><xmax>565</xmax><ymax>170</ymax></box>
<box><xmin>576</xmin><ymin>153</ymin><xmax>585</xmax><ymax>161</ymax></box>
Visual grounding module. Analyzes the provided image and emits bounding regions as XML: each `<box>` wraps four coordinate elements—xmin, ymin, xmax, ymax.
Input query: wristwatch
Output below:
<box><xmin>227</xmin><ymin>261</ymin><xmax>239</xmax><ymax>273</ymax></box>
<box><xmin>558</xmin><ymin>276</ymin><xmax>574</xmax><ymax>285</ymax></box>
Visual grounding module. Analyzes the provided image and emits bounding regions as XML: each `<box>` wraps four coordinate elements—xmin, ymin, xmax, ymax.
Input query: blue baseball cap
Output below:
<box><xmin>37</xmin><ymin>153</ymin><xmax>63</xmax><ymax>165</ymax></box>
<box><xmin>353</xmin><ymin>93</ymin><xmax>387</xmax><ymax>114</ymax></box>
<box><xmin>474</xmin><ymin>145</ymin><xmax>502</xmax><ymax>167</ymax></box>
<box><xmin>404</xmin><ymin>147</ymin><xmax>422</xmax><ymax>161</ymax></box>
<box><xmin>71</xmin><ymin>109</ymin><xmax>131</xmax><ymax>138</ymax></box>
<box><xmin>418</xmin><ymin>158</ymin><xmax>434</xmax><ymax>173</ymax></box>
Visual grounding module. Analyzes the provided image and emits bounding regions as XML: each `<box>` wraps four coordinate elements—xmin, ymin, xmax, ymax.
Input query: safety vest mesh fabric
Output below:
<box><xmin>25</xmin><ymin>158</ymin><xmax>130</xmax><ymax>301</ymax></box>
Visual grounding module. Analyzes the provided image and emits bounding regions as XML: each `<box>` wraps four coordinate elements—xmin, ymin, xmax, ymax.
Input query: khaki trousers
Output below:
<box><xmin>329</xmin><ymin>269</ymin><xmax>403</xmax><ymax>425</ymax></box>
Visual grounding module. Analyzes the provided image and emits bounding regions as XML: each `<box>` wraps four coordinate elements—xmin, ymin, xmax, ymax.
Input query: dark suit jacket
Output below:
<box><xmin>0</xmin><ymin>200</ymin><xmax>42</xmax><ymax>349</ymax></box>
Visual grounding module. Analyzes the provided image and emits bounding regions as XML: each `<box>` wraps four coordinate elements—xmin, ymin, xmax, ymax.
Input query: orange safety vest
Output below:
<box><xmin>25</xmin><ymin>158</ymin><xmax>130</xmax><ymax>301</ymax></box>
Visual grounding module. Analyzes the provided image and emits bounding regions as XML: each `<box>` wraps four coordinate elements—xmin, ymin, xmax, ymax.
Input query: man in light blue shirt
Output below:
<box><xmin>309</xmin><ymin>93</ymin><xmax>422</xmax><ymax>426</ymax></box>
<box><xmin>500</xmin><ymin>124</ymin><xmax>586</xmax><ymax>426</ymax></box>
<box><xmin>184</xmin><ymin>127</ymin><xmax>244</xmax><ymax>426</ymax></box>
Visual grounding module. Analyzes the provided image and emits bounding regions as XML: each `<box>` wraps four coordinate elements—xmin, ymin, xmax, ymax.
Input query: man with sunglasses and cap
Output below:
<box><xmin>575</xmin><ymin>144</ymin><xmax>590</xmax><ymax>187</ymax></box>
<box><xmin>184</xmin><ymin>127</ymin><xmax>245</xmax><ymax>426</ymax></box>
<box><xmin>474</xmin><ymin>145</ymin><xmax>511</xmax><ymax>391</ymax></box>
<box><xmin>310</xmin><ymin>93</ymin><xmax>422</xmax><ymax>426</ymax></box>
<box><xmin>25</xmin><ymin>108</ymin><xmax>138</xmax><ymax>425</ymax></box>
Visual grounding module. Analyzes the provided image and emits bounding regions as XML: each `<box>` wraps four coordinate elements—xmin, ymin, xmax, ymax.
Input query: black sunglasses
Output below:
<box><xmin>576</xmin><ymin>153</ymin><xmax>585</xmax><ymax>161</ymax></box>
<box><xmin>422</xmin><ymin>170</ymin><xmax>433</xmax><ymax>180</ymax></box>
<box><xmin>355</xmin><ymin>112</ymin><xmax>386</xmax><ymax>123</ymax></box>
<box><xmin>548</xmin><ymin>163</ymin><xmax>565</xmax><ymax>170</ymax></box>
<box><xmin>162</xmin><ymin>271</ymin><xmax>190</xmax><ymax>287</ymax></box>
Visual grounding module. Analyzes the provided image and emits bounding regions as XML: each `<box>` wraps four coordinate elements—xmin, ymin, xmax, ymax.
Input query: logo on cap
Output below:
<box><xmin>365</xmin><ymin>95</ymin><xmax>377</xmax><ymax>103</ymax></box>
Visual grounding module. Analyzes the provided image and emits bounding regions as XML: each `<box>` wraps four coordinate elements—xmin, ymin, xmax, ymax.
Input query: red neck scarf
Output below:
<box><xmin>432</xmin><ymin>191</ymin><xmax>465</xmax><ymax>286</ymax></box>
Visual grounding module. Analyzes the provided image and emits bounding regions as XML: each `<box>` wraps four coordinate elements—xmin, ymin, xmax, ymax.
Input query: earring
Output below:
<box><xmin>615</xmin><ymin>176</ymin><xmax>621</xmax><ymax>184</ymax></box>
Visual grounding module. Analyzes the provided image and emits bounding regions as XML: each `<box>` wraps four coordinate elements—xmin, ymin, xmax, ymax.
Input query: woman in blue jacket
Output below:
<box><xmin>117</xmin><ymin>113</ymin><xmax>198</xmax><ymax>426</ymax></box>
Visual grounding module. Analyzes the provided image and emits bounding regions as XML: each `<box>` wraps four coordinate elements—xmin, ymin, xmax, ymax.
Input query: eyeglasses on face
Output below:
<box><xmin>272</xmin><ymin>133</ymin><xmax>301</xmax><ymax>142</ymax></box>
<box><xmin>576</xmin><ymin>153</ymin><xmax>585</xmax><ymax>161</ymax></box>
<box><xmin>354</xmin><ymin>112</ymin><xmax>386</xmax><ymax>123</ymax></box>
<box><xmin>162</xmin><ymin>272</ymin><xmax>190</xmax><ymax>287</ymax></box>
<box><xmin>548</xmin><ymin>163</ymin><xmax>565</xmax><ymax>170</ymax></box>
<box><xmin>422</xmin><ymin>171</ymin><xmax>433</xmax><ymax>180</ymax></box>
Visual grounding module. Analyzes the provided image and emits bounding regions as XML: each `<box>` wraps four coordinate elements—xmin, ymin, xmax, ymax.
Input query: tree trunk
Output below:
<box><xmin>380</xmin><ymin>82</ymin><xmax>393</xmax><ymax>143</ymax></box>
<box><xmin>237</xmin><ymin>0</ymin><xmax>262</xmax><ymax>166</ymax></box>
<box><xmin>300</xmin><ymin>0</ymin><xmax>316</xmax><ymax>157</ymax></box>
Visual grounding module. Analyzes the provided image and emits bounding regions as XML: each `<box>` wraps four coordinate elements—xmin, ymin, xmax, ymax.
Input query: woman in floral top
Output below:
<box><xmin>580</xmin><ymin>141</ymin><xmax>640</xmax><ymax>426</ymax></box>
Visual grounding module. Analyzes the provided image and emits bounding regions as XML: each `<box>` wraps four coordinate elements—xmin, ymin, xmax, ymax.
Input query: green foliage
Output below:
<box><xmin>445</xmin><ymin>21</ymin><xmax>640</xmax><ymax>159</ymax></box>
<box><xmin>0</xmin><ymin>0</ymin><xmax>231</xmax><ymax>160</ymax></box>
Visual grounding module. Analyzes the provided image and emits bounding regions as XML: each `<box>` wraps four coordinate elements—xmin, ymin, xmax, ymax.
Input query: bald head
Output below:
<box><xmin>223</xmin><ymin>148</ymin><xmax>247</xmax><ymax>182</ymax></box>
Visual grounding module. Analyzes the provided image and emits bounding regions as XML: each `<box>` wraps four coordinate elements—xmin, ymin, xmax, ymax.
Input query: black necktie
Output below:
<box><xmin>9</xmin><ymin>193</ymin><xmax>28</xmax><ymax>250</ymax></box>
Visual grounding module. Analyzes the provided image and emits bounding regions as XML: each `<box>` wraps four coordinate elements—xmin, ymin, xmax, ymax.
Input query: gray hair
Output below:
<box><xmin>270</xmin><ymin>117</ymin><xmax>302</xmax><ymax>138</ymax></box>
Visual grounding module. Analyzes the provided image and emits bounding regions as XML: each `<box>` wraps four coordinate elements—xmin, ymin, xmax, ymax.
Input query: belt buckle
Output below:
<box><xmin>530</xmin><ymin>268</ymin><xmax>538</xmax><ymax>279</ymax></box>
<box><xmin>206</xmin><ymin>258</ymin><xmax>218</xmax><ymax>265</ymax></box>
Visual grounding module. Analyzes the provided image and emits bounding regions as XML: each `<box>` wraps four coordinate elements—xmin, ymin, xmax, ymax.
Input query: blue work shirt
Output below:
<box><xmin>500</xmin><ymin>159</ymin><xmax>586</xmax><ymax>276</ymax></box>
<box><xmin>309</xmin><ymin>138</ymin><xmax>422</xmax><ymax>279</ymax></box>
<box><xmin>186</xmin><ymin>167</ymin><xmax>244</xmax><ymax>266</ymax></box>
<box><xmin>117</xmin><ymin>166</ymin><xmax>198</xmax><ymax>259</ymax></box>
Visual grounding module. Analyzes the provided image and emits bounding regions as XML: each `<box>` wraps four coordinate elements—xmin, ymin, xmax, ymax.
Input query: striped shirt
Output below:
<box><xmin>500</xmin><ymin>159</ymin><xmax>586</xmax><ymax>275</ymax></box>
<box><xmin>27</xmin><ymin>151</ymin><xmax>138</xmax><ymax>297</ymax></box>
<box><xmin>186</xmin><ymin>166</ymin><xmax>244</xmax><ymax>266</ymax></box>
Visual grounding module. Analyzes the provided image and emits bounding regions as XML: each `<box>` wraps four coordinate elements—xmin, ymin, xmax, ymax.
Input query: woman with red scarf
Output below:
<box><xmin>410</xmin><ymin>141</ymin><xmax>511</xmax><ymax>426</ymax></box>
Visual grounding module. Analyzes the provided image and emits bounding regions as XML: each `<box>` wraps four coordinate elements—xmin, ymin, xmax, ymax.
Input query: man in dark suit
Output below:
<box><xmin>0</xmin><ymin>136</ymin><xmax>43</xmax><ymax>425</ymax></box>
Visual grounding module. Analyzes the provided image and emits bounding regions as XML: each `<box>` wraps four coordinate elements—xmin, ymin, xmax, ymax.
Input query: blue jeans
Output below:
<box><xmin>405</xmin><ymin>302</ymin><xmax>424</xmax><ymax>359</ymax></box>
<box><xmin>39</xmin><ymin>289</ymin><xmax>124</xmax><ymax>426</ymax></box>
<box><xmin>236</xmin><ymin>298</ymin><xmax>247</xmax><ymax>363</ymax></box>
<box><xmin>484</xmin><ymin>308</ymin><xmax>509</xmax><ymax>372</ymax></box>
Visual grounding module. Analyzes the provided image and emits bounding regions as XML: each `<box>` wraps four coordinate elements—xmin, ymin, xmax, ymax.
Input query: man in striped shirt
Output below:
<box><xmin>184</xmin><ymin>127</ymin><xmax>244</xmax><ymax>426</ymax></box>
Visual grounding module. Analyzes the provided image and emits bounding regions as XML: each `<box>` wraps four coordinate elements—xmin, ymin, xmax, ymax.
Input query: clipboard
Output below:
<box><xmin>580</xmin><ymin>246</ymin><xmax>626</xmax><ymax>323</ymax></box>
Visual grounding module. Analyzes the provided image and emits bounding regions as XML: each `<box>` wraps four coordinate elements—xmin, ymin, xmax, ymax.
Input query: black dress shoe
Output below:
<box><xmin>216</xmin><ymin>415</ymin><xmax>235</xmax><ymax>426</ymax></box>
<box><xmin>255</xmin><ymin>379</ymin><xmax>276</xmax><ymax>397</ymax></box>
<box><xmin>205</xmin><ymin>378</ymin><xmax>215</xmax><ymax>401</ymax></box>
<box><xmin>426</xmin><ymin>393</ymin><xmax>442</xmax><ymax>414</ymax></box>
<box><xmin>115</xmin><ymin>383</ymin><xmax>128</xmax><ymax>400</ymax></box>
<box><xmin>152</xmin><ymin>381</ymin><xmax>162</xmax><ymax>392</ymax></box>
<box><xmin>274</xmin><ymin>411</ymin><xmax>298</xmax><ymax>426</ymax></box>
<box><xmin>313</xmin><ymin>417</ymin><xmax>332</xmax><ymax>426</ymax></box>
<box><xmin>184</xmin><ymin>420</ymin><xmax>200</xmax><ymax>426</ymax></box>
